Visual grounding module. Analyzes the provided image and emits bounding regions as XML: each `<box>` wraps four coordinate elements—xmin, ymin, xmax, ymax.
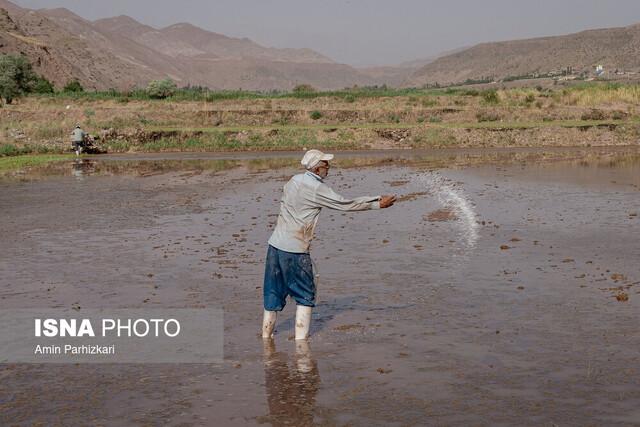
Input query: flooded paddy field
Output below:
<box><xmin>1</xmin><ymin>147</ymin><xmax>639</xmax><ymax>426</ymax></box>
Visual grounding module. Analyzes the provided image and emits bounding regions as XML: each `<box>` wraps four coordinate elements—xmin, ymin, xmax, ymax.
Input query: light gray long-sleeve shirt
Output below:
<box><xmin>268</xmin><ymin>171</ymin><xmax>381</xmax><ymax>253</ymax></box>
<box><xmin>71</xmin><ymin>128</ymin><xmax>85</xmax><ymax>142</ymax></box>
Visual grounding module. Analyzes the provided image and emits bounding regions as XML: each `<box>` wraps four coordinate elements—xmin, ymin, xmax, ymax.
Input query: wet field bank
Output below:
<box><xmin>1</xmin><ymin>147</ymin><xmax>639</xmax><ymax>426</ymax></box>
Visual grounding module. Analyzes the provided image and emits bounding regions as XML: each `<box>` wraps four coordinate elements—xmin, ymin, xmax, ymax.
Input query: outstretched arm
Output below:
<box><xmin>311</xmin><ymin>183</ymin><xmax>396</xmax><ymax>211</ymax></box>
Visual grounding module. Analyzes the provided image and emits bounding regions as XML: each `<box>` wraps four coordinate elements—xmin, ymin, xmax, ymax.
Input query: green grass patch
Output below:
<box><xmin>30</xmin><ymin>85</ymin><xmax>470</xmax><ymax>104</ymax></box>
<box><xmin>0</xmin><ymin>154</ymin><xmax>74</xmax><ymax>173</ymax></box>
<box><xmin>25</xmin><ymin>82</ymin><xmax>640</xmax><ymax>108</ymax></box>
<box><xmin>0</xmin><ymin>144</ymin><xmax>26</xmax><ymax>156</ymax></box>
<box><xmin>148</xmin><ymin>118</ymin><xmax>636</xmax><ymax>134</ymax></box>
<box><xmin>0</xmin><ymin>143</ymin><xmax>63</xmax><ymax>156</ymax></box>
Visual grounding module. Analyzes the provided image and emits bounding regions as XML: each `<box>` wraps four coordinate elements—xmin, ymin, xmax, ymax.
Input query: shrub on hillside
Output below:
<box><xmin>482</xmin><ymin>89</ymin><xmax>500</xmax><ymax>105</ymax></box>
<box><xmin>580</xmin><ymin>109</ymin><xmax>607</xmax><ymax>121</ymax></box>
<box><xmin>293</xmin><ymin>84</ymin><xmax>316</xmax><ymax>95</ymax></box>
<box><xmin>146</xmin><ymin>78</ymin><xmax>177</xmax><ymax>99</ymax></box>
<box><xmin>461</xmin><ymin>89</ymin><xmax>479</xmax><ymax>97</ymax></box>
<box><xmin>63</xmin><ymin>79</ymin><xmax>84</xmax><ymax>93</ymax></box>
<box><xmin>0</xmin><ymin>54</ymin><xmax>38</xmax><ymax>104</ymax></box>
<box><xmin>33</xmin><ymin>76</ymin><xmax>55</xmax><ymax>94</ymax></box>
<box><xmin>611</xmin><ymin>110</ymin><xmax>628</xmax><ymax>120</ymax></box>
<box><xmin>309</xmin><ymin>110</ymin><xmax>322</xmax><ymax>120</ymax></box>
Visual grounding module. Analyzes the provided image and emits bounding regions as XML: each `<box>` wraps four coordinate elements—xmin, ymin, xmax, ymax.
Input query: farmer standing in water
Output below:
<box><xmin>262</xmin><ymin>149</ymin><xmax>397</xmax><ymax>340</ymax></box>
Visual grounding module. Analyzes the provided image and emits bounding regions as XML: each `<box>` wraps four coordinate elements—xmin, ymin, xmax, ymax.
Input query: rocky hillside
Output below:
<box><xmin>0</xmin><ymin>4</ymin><xmax>165</xmax><ymax>90</ymax></box>
<box><xmin>5</xmin><ymin>0</ymin><xmax>639</xmax><ymax>91</ymax></box>
<box><xmin>0</xmin><ymin>0</ymin><xmax>375</xmax><ymax>90</ymax></box>
<box><xmin>408</xmin><ymin>23</ymin><xmax>640</xmax><ymax>86</ymax></box>
<box><xmin>94</xmin><ymin>16</ymin><xmax>334</xmax><ymax>64</ymax></box>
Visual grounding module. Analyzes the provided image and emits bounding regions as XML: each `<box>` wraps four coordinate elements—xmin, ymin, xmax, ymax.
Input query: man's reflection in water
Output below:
<box><xmin>263</xmin><ymin>339</ymin><xmax>320</xmax><ymax>426</ymax></box>
<box><xmin>71</xmin><ymin>159</ymin><xmax>96</xmax><ymax>181</ymax></box>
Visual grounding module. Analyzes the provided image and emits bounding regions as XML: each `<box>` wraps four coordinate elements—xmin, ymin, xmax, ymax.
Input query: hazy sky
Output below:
<box><xmin>12</xmin><ymin>0</ymin><xmax>640</xmax><ymax>66</ymax></box>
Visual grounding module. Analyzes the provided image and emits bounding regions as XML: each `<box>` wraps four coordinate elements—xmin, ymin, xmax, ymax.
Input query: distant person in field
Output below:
<box><xmin>262</xmin><ymin>149</ymin><xmax>397</xmax><ymax>340</ymax></box>
<box><xmin>71</xmin><ymin>124</ymin><xmax>86</xmax><ymax>156</ymax></box>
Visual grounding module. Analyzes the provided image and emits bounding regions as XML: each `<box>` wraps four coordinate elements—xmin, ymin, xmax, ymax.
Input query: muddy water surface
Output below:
<box><xmin>1</xmin><ymin>148</ymin><xmax>639</xmax><ymax>426</ymax></box>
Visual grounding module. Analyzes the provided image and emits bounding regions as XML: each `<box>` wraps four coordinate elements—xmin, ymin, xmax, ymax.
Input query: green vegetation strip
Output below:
<box><xmin>149</xmin><ymin>119</ymin><xmax>633</xmax><ymax>133</ymax></box>
<box><xmin>0</xmin><ymin>154</ymin><xmax>74</xmax><ymax>173</ymax></box>
<box><xmin>34</xmin><ymin>86</ymin><xmax>457</xmax><ymax>103</ymax></box>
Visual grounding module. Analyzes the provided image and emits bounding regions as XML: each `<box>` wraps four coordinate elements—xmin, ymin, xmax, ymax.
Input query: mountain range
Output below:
<box><xmin>1</xmin><ymin>0</ymin><xmax>639</xmax><ymax>91</ymax></box>
<box><xmin>408</xmin><ymin>23</ymin><xmax>640</xmax><ymax>86</ymax></box>
<box><xmin>0</xmin><ymin>0</ymin><xmax>387</xmax><ymax>90</ymax></box>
